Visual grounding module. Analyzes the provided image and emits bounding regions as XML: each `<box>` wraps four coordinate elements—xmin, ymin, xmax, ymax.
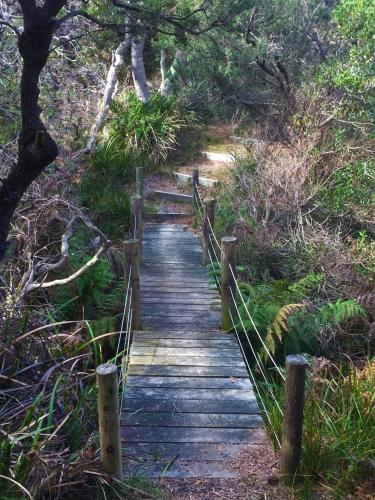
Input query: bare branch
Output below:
<box><xmin>0</xmin><ymin>19</ymin><xmax>21</xmax><ymax>36</ymax></box>
<box><xmin>24</xmin><ymin>241</ymin><xmax>110</xmax><ymax>293</ymax></box>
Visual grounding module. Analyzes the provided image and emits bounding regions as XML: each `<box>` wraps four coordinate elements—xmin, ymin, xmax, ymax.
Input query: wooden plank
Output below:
<box><xmin>123</xmin><ymin>398</ymin><xmax>259</xmax><ymax>414</ymax></box>
<box><xmin>133</xmin><ymin>330</ymin><xmax>224</xmax><ymax>338</ymax></box>
<box><xmin>124</xmin><ymin>387</ymin><xmax>253</xmax><ymax>401</ymax></box>
<box><xmin>130</xmin><ymin>347</ymin><xmax>240</xmax><ymax>357</ymax></box>
<box><xmin>126</xmin><ymin>376</ymin><xmax>251</xmax><ymax>389</ymax></box>
<box><xmin>141</xmin><ymin>298</ymin><xmax>220</xmax><ymax>305</ymax></box>
<box><xmin>202</xmin><ymin>151</ymin><xmax>235</xmax><ymax>163</ymax></box>
<box><xmin>130</xmin><ymin>356</ymin><xmax>241</xmax><ymax>366</ymax></box>
<box><xmin>141</xmin><ymin>314</ymin><xmax>220</xmax><ymax>323</ymax></box>
<box><xmin>132</xmin><ymin>339</ymin><xmax>236</xmax><ymax>348</ymax></box>
<box><xmin>152</xmin><ymin>190</ymin><xmax>194</xmax><ymax>203</ymax></box>
<box><xmin>142</xmin><ymin>317</ymin><xmax>220</xmax><ymax>325</ymax></box>
<box><xmin>122</xmin><ymin>442</ymin><xmax>260</xmax><ymax>461</ymax></box>
<box><xmin>145</xmin><ymin>213</ymin><xmax>193</xmax><ymax>221</ymax></box>
<box><xmin>142</xmin><ymin>323</ymin><xmax>221</xmax><ymax>331</ymax></box>
<box><xmin>121</xmin><ymin>412</ymin><xmax>262</xmax><ymax>428</ymax></box>
<box><xmin>123</xmin><ymin>460</ymin><xmax>237</xmax><ymax>479</ymax></box>
<box><xmin>127</xmin><ymin>365</ymin><xmax>248</xmax><ymax>378</ymax></box>
<box><xmin>175</xmin><ymin>172</ymin><xmax>218</xmax><ymax>188</ymax></box>
<box><xmin>141</xmin><ymin>289</ymin><xmax>217</xmax><ymax>295</ymax></box>
<box><xmin>122</xmin><ymin>426</ymin><xmax>266</xmax><ymax>444</ymax></box>
<box><xmin>142</xmin><ymin>301</ymin><xmax>220</xmax><ymax>316</ymax></box>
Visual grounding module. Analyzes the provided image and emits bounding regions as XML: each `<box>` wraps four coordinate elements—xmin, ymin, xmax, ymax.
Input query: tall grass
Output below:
<box><xmin>261</xmin><ymin>359</ymin><xmax>375</xmax><ymax>496</ymax></box>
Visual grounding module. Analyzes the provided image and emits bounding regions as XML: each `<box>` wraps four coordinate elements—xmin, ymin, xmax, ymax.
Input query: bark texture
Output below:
<box><xmin>87</xmin><ymin>34</ymin><xmax>131</xmax><ymax>151</ymax></box>
<box><xmin>131</xmin><ymin>34</ymin><xmax>149</xmax><ymax>103</ymax></box>
<box><xmin>0</xmin><ymin>3</ymin><xmax>65</xmax><ymax>259</ymax></box>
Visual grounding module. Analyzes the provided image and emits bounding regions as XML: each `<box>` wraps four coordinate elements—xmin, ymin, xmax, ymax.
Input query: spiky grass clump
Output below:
<box><xmin>261</xmin><ymin>359</ymin><xmax>375</xmax><ymax>496</ymax></box>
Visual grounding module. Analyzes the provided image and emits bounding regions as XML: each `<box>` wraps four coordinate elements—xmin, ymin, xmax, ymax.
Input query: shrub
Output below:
<box><xmin>106</xmin><ymin>91</ymin><xmax>187</xmax><ymax>164</ymax></box>
<box><xmin>79</xmin><ymin>143</ymin><xmax>133</xmax><ymax>238</ymax></box>
<box><xmin>318</xmin><ymin>160</ymin><xmax>375</xmax><ymax>213</ymax></box>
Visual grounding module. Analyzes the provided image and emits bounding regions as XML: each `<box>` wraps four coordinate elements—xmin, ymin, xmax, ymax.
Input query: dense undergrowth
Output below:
<box><xmin>1</xmin><ymin>0</ymin><xmax>374</xmax><ymax>498</ymax></box>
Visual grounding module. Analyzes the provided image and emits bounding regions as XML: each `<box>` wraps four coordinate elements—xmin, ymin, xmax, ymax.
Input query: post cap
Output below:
<box><xmin>221</xmin><ymin>236</ymin><xmax>237</xmax><ymax>244</ymax></box>
<box><xmin>96</xmin><ymin>363</ymin><xmax>118</xmax><ymax>375</ymax></box>
<box><xmin>123</xmin><ymin>237</ymin><xmax>139</xmax><ymax>245</ymax></box>
<box><xmin>286</xmin><ymin>355</ymin><xmax>308</xmax><ymax>366</ymax></box>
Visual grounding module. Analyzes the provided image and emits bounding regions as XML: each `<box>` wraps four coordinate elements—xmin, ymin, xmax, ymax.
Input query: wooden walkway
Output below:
<box><xmin>121</xmin><ymin>223</ymin><xmax>266</xmax><ymax>478</ymax></box>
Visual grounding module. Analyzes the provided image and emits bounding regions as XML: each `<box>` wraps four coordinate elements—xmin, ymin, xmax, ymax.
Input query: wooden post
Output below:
<box><xmin>202</xmin><ymin>197</ymin><xmax>215</xmax><ymax>266</ymax></box>
<box><xmin>192</xmin><ymin>168</ymin><xmax>199</xmax><ymax>211</ymax></box>
<box><xmin>123</xmin><ymin>238</ymin><xmax>141</xmax><ymax>330</ymax></box>
<box><xmin>131</xmin><ymin>195</ymin><xmax>142</xmax><ymax>245</ymax></box>
<box><xmin>221</xmin><ymin>236</ymin><xmax>237</xmax><ymax>331</ymax></box>
<box><xmin>96</xmin><ymin>363</ymin><xmax>122</xmax><ymax>480</ymax></box>
<box><xmin>280</xmin><ymin>355</ymin><xmax>308</xmax><ymax>484</ymax></box>
<box><xmin>136</xmin><ymin>167</ymin><xmax>144</xmax><ymax>197</ymax></box>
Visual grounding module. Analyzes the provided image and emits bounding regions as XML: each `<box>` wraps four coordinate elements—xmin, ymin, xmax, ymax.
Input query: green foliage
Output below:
<box><xmin>319</xmin><ymin>0</ymin><xmax>375</xmax><ymax>125</ymax></box>
<box><xmin>319</xmin><ymin>160</ymin><xmax>375</xmax><ymax>212</ymax></box>
<box><xmin>79</xmin><ymin>143</ymin><xmax>132</xmax><ymax>238</ymax></box>
<box><xmin>235</xmin><ymin>273</ymin><xmax>366</xmax><ymax>361</ymax></box>
<box><xmin>107</xmin><ymin>91</ymin><xmax>188</xmax><ymax>164</ymax></box>
<box><xmin>52</xmin><ymin>253</ymin><xmax>123</xmax><ymax>321</ymax></box>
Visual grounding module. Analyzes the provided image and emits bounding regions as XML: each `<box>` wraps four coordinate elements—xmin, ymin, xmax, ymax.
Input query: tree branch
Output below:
<box><xmin>0</xmin><ymin>19</ymin><xmax>21</xmax><ymax>36</ymax></box>
<box><xmin>24</xmin><ymin>242</ymin><xmax>110</xmax><ymax>293</ymax></box>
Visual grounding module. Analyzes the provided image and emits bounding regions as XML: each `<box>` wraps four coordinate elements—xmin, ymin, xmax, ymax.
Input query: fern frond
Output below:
<box><xmin>270</xmin><ymin>303</ymin><xmax>305</xmax><ymax>341</ymax></box>
<box><xmin>320</xmin><ymin>299</ymin><xmax>366</xmax><ymax>326</ymax></box>
<box><xmin>288</xmin><ymin>273</ymin><xmax>324</xmax><ymax>298</ymax></box>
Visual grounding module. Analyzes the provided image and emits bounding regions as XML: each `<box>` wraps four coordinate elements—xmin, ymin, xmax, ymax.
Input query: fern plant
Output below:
<box><xmin>234</xmin><ymin>273</ymin><xmax>367</xmax><ymax>362</ymax></box>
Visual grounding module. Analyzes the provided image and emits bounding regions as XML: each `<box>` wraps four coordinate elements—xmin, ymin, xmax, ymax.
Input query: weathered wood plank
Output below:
<box><xmin>127</xmin><ymin>365</ymin><xmax>248</xmax><ymax>378</ymax></box>
<box><xmin>130</xmin><ymin>355</ymin><xmax>243</xmax><ymax>367</ymax></box>
<box><xmin>141</xmin><ymin>298</ymin><xmax>220</xmax><ymax>305</ymax></box>
<box><xmin>123</xmin><ymin>398</ymin><xmax>259</xmax><ymax>414</ymax></box>
<box><xmin>126</xmin><ymin>376</ymin><xmax>251</xmax><ymax>389</ymax></box>
<box><xmin>132</xmin><ymin>339</ymin><xmax>236</xmax><ymax>348</ymax></box>
<box><xmin>122</xmin><ymin>426</ymin><xmax>266</xmax><ymax>444</ymax></box>
<box><xmin>121</xmin><ymin>412</ymin><xmax>262</xmax><ymax>428</ymax></box>
<box><xmin>122</xmin><ymin>442</ymin><xmax>263</xmax><ymax>461</ymax></box>
<box><xmin>133</xmin><ymin>330</ymin><xmax>225</xmax><ymax>339</ymax></box>
<box><xmin>125</xmin><ymin>387</ymin><xmax>253</xmax><ymax>401</ymax></box>
<box><xmin>141</xmin><ymin>323</ymin><xmax>221</xmax><ymax>331</ymax></box>
<box><xmin>152</xmin><ymin>190</ymin><xmax>194</xmax><ymax>203</ymax></box>
<box><xmin>130</xmin><ymin>347</ymin><xmax>240</xmax><ymax>357</ymax></box>
<box><xmin>123</xmin><ymin>460</ymin><xmax>237</xmax><ymax>479</ymax></box>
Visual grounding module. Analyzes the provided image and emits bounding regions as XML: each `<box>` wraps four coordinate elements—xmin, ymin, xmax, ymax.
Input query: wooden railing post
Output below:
<box><xmin>131</xmin><ymin>195</ymin><xmax>143</xmax><ymax>246</ymax></box>
<box><xmin>202</xmin><ymin>197</ymin><xmax>215</xmax><ymax>266</ymax></box>
<box><xmin>96</xmin><ymin>363</ymin><xmax>122</xmax><ymax>480</ymax></box>
<box><xmin>123</xmin><ymin>238</ymin><xmax>141</xmax><ymax>330</ymax></box>
<box><xmin>136</xmin><ymin>166</ymin><xmax>144</xmax><ymax>198</ymax></box>
<box><xmin>280</xmin><ymin>355</ymin><xmax>308</xmax><ymax>484</ymax></box>
<box><xmin>221</xmin><ymin>236</ymin><xmax>237</xmax><ymax>331</ymax></box>
<box><xmin>192</xmin><ymin>168</ymin><xmax>199</xmax><ymax>210</ymax></box>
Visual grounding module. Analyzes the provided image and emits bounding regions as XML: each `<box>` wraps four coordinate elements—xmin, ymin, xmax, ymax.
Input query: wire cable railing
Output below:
<box><xmin>194</xmin><ymin>181</ymin><xmax>284</xmax><ymax>447</ymax></box>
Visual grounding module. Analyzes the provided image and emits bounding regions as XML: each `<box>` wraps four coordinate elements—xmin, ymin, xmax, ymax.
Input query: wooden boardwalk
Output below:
<box><xmin>121</xmin><ymin>223</ymin><xmax>266</xmax><ymax>478</ymax></box>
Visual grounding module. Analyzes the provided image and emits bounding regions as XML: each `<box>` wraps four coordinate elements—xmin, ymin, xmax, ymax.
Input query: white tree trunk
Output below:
<box><xmin>131</xmin><ymin>34</ymin><xmax>150</xmax><ymax>103</ymax></box>
<box><xmin>159</xmin><ymin>48</ymin><xmax>170</xmax><ymax>96</ymax></box>
<box><xmin>159</xmin><ymin>49</ymin><xmax>187</xmax><ymax>96</ymax></box>
<box><xmin>87</xmin><ymin>35</ymin><xmax>130</xmax><ymax>152</ymax></box>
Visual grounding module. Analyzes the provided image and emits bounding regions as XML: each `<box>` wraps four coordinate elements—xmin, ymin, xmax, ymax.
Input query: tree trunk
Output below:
<box><xmin>87</xmin><ymin>34</ymin><xmax>131</xmax><ymax>151</ymax></box>
<box><xmin>131</xmin><ymin>34</ymin><xmax>150</xmax><ymax>103</ymax></box>
<box><xmin>159</xmin><ymin>49</ymin><xmax>187</xmax><ymax>96</ymax></box>
<box><xmin>0</xmin><ymin>7</ymin><xmax>60</xmax><ymax>259</ymax></box>
<box><xmin>159</xmin><ymin>48</ymin><xmax>170</xmax><ymax>96</ymax></box>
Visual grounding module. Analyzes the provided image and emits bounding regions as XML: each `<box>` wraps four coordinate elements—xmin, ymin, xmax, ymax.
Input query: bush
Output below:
<box><xmin>318</xmin><ymin>160</ymin><xmax>375</xmax><ymax>214</ymax></box>
<box><xmin>106</xmin><ymin>91</ymin><xmax>187</xmax><ymax>164</ymax></box>
<box><xmin>79</xmin><ymin>143</ymin><xmax>133</xmax><ymax>238</ymax></box>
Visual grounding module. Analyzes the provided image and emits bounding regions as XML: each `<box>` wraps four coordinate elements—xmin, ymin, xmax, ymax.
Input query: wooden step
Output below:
<box><xmin>152</xmin><ymin>190</ymin><xmax>193</xmax><ymax>203</ymax></box>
